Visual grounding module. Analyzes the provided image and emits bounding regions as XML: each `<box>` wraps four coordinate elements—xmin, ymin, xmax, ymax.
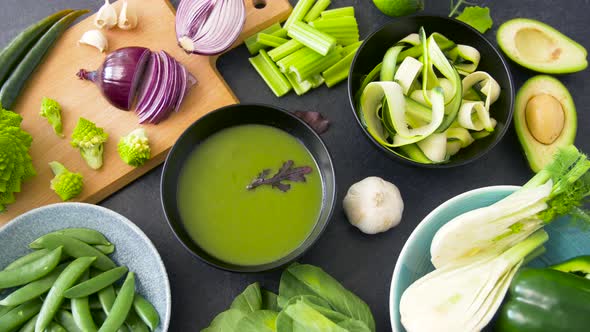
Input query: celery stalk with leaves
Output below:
<box><xmin>431</xmin><ymin>145</ymin><xmax>590</xmax><ymax>268</ymax></box>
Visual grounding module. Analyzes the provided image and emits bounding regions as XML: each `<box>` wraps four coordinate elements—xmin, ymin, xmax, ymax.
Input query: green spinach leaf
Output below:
<box><xmin>201</xmin><ymin>309</ymin><xmax>245</xmax><ymax>332</ymax></box>
<box><xmin>230</xmin><ymin>283</ymin><xmax>263</xmax><ymax>313</ymax></box>
<box><xmin>235</xmin><ymin>310</ymin><xmax>278</xmax><ymax>332</ymax></box>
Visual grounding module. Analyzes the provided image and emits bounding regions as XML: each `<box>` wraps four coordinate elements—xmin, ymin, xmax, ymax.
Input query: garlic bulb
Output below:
<box><xmin>78</xmin><ymin>29</ymin><xmax>108</xmax><ymax>52</ymax></box>
<box><xmin>94</xmin><ymin>0</ymin><xmax>117</xmax><ymax>29</ymax></box>
<box><xmin>343</xmin><ymin>176</ymin><xmax>404</xmax><ymax>234</ymax></box>
<box><xmin>118</xmin><ymin>0</ymin><xmax>138</xmax><ymax>30</ymax></box>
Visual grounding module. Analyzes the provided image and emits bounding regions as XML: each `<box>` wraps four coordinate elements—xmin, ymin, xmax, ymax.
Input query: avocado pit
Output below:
<box><xmin>525</xmin><ymin>94</ymin><xmax>565</xmax><ymax>145</ymax></box>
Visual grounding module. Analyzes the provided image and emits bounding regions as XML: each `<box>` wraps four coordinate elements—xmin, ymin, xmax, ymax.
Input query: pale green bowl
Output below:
<box><xmin>389</xmin><ymin>185</ymin><xmax>590</xmax><ymax>332</ymax></box>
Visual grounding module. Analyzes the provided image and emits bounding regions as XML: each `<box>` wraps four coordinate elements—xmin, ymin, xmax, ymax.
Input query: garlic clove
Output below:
<box><xmin>118</xmin><ymin>0</ymin><xmax>138</xmax><ymax>30</ymax></box>
<box><xmin>94</xmin><ymin>0</ymin><xmax>117</xmax><ymax>29</ymax></box>
<box><xmin>78</xmin><ymin>29</ymin><xmax>109</xmax><ymax>53</ymax></box>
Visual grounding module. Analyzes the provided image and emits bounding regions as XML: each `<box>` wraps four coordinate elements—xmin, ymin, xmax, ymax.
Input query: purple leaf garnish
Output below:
<box><xmin>247</xmin><ymin>160</ymin><xmax>313</xmax><ymax>192</ymax></box>
<box><xmin>293</xmin><ymin>111</ymin><xmax>330</xmax><ymax>134</ymax></box>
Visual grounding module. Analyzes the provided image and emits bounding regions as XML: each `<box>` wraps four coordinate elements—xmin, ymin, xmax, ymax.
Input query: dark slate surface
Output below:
<box><xmin>2</xmin><ymin>0</ymin><xmax>589</xmax><ymax>330</ymax></box>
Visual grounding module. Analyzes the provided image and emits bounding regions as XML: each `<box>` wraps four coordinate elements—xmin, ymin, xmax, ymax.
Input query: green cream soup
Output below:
<box><xmin>177</xmin><ymin>124</ymin><xmax>323</xmax><ymax>266</ymax></box>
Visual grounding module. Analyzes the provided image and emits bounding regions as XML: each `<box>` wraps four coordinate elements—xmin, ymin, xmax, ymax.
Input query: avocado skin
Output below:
<box><xmin>514</xmin><ymin>75</ymin><xmax>577</xmax><ymax>172</ymax></box>
<box><xmin>497</xmin><ymin>18</ymin><xmax>588</xmax><ymax>74</ymax></box>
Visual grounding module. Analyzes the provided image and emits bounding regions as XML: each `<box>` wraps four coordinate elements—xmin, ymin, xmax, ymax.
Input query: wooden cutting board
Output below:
<box><xmin>0</xmin><ymin>0</ymin><xmax>292</xmax><ymax>225</ymax></box>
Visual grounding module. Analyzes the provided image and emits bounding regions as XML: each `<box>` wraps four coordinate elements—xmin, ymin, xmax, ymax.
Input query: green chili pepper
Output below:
<box><xmin>95</xmin><ymin>244</ymin><xmax>115</xmax><ymax>255</ymax></box>
<box><xmin>99</xmin><ymin>272</ymin><xmax>135</xmax><ymax>332</ymax></box>
<box><xmin>35</xmin><ymin>256</ymin><xmax>95</xmax><ymax>332</ymax></box>
<box><xmin>30</xmin><ymin>233</ymin><xmax>116</xmax><ymax>271</ymax></box>
<box><xmin>64</xmin><ymin>266</ymin><xmax>128</xmax><ymax>298</ymax></box>
<box><xmin>0</xmin><ymin>246</ymin><xmax>62</xmax><ymax>288</ymax></box>
<box><xmin>55</xmin><ymin>310</ymin><xmax>83</xmax><ymax>332</ymax></box>
<box><xmin>0</xmin><ymin>299</ymin><xmax>43</xmax><ymax>331</ymax></box>
<box><xmin>52</xmin><ymin>228</ymin><xmax>111</xmax><ymax>246</ymax></box>
<box><xmin>3</xmin><ymin>249</ymin><xmax>50</xmax><ymax>271</ymax></box>
<box><xmin>0</xmin><ymin>263</ymin><xmax>67</xmax><ymax>306</ymax></box>
<box><xmin>16</xmin><ymin>313</ymin><xmax>38</xmax><ymax>332</ymax></box>
<box><xmin>495</xmin><ymin>256</ymin><xmax>590</xmax><ymax>332</ymax></box>
<box><xmin>132</xmin><ymin>293</ymin><xmax>159</xmax><ymax>331</ymax></box>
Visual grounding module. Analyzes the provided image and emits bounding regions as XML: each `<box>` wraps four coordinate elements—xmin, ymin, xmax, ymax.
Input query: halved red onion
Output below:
<box><xmin>176</xmin><ymin>0</ymin><xmax>246</xmax><ymax>55</ymax></box>
<box><xmin>77</xmin><ymin>47</ymin><xmax>151</xmax><ymax>110</ymax></box>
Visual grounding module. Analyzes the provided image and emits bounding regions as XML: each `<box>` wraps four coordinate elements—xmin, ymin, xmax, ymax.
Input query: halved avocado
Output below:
<box><xmin>497</xmin><ymin>18</ymin><xmax>588</xmax><ymax>74</ymax></box>
<box><xmin>514</xmin><ymin>75</ymin><xmax>577</xmax><ymax>172</ymax></box>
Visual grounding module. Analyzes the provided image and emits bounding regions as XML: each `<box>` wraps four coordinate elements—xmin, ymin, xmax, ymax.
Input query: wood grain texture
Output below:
<box><xmin>0</xmin><ymin>0</ymin><xmax>292</xmax><ymax>225</ymax></box>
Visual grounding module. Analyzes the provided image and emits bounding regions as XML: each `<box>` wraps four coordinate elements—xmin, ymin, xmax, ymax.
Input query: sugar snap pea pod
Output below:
<box><xmin>3</xmin><ymin>249</ymin><xmax>50</xmax><ymax>271</ymax></box>
<box><xmin>35</xmin><ymin>256</ymin><xmax>96</xmax><ymax>332</ymax></box>
<box><xmin>55</xmin><ymin>310</ymin><xmax>82</xmax><ymax>332</ymax></box>
<box><xmin>0</xmin><ymin>305</ymin><xmax>14</xmax><ymax>316</ymax></box>
<box><xmin>0</xmin><ymin>246</ymin><xmax>62</xmax><ymax>288</ymax></box>
<box><xmin>98</xmin><ymin>272</ymin><xmax>135</xmax><ymax>332</ymax></box>
<box><xmin>17</xmin><ymin>313</ymin><xmax>38</xmax><ymax>332</ymax></box>
<box><xmin>0</xmin><ymin>299</ymin><xmax>43</xmax><ymax>331</ymax></box>
<box><xmin>30</xmin><ymin>233</ymin><xmax>116</xmax><ymax>271</ymax></box>
<box><xmin>132</xmin><ymin>293</ymin><xmax>159</xmax><ymax>331</ymax></box>
<box><xmin>0</xmin><ymin>264</ymin><xmax>68</xmax><ymax>306</ymax></box>
<box><xmin>98</xmin><ymin>286</ymin><xmax>116</xmax><ymax>315</ymax></box>
<box><xmin>45</xmin><ymin>321</ymin><xmax>67</xmax><ymax>332</ymax></box>
<box><xmin>53</xmin><ymin>228</ymin><xmax>111</xmax><ymax>246</ymax></box>
<box><xmin>71</xmin><ymin>271</ymin><xmax>97</xmax><ymax>332</ymax></box>
<box><xmin>93</xmin><ymin>310</ymin><xmax>107</xmax><ymax>325</ymax></box>
<box><xmin>95</xmin><ymin>244</ymin><xmax>115</xmax><ymax>255</ymax></box>
<box><xmin>65</xmin><ymin>266</ymin><xmax>128</xmax><ymax>299</ymax></box>
<box><xmin>61</xmin><ymin>296</ymin><xmax>102</xmax><ymax>310</ymax></box>
<box><xmin>125</xmin><ymin>310</ymin><xmax>149</xmax><ymax>332</ymax></box>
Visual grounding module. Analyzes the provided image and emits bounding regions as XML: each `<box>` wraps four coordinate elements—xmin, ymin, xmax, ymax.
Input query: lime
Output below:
<box><xmin>372</xmin><ymin>0</ymin><xmax>424</xmax><ymax>17</ymax></box>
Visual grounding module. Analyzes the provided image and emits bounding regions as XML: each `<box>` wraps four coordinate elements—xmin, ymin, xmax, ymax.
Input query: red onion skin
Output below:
<box><xmin>77</xmin><ymin>47</ymin><xmax>151</xmax><ymax>110</ymax></box>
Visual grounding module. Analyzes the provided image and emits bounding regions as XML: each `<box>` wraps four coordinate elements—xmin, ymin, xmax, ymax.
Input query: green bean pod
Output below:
<box><xmin>98</xmin><ymin>272</ymin><xmax>135</xmax><ymax>332</ymax></box>
<box><xmin>95</xmin><ymin>244</ymin><xmax>115</xmax><ymax>255</ymax></box>
<box><xmin>35</xmin><ymin>256</ymin><xmax>95</xmax><ymax>332</ymax></box>
<box><xmin>53</xmin><ymin>228</ymin><xmax>111</xmax><ymax>246</ymax></box>
<box><xmin>0</xmin><ymin>299</ymin><xmax>43</xmax><ymax>331</ymax></box>
<box><xmin>125</xmin><ymin>309</ymin><xmax>149</xmax><ymax>332</ymax></box>
<box><xmin>17</xmin><ymin>313</ymin><xmax>38</xmax><ymax>332</ymax></box>
<box><xmin>0</xmin><ymin>246</ymin><xmax>62</xmax><ymax>288</ymax></box>
<box><xmin>3</xmin><ymin>249</ymin><xmax>50</xmax><ymax>271</ymax></box>
<box><xmin>55</xmin><ymin>310</ymin><xmax>83</xmax><ymax>332</ymax></box>
<box><xmin>98</xmin><ymin>285</ymin><xmax>117</xmax><ymax>315</ymax></box>
<box><xmin>132</xmin><ymin>293</ymin><xmax>159</xmax><ymax>331</ymax></box>
<box><xmin>30</xmin><ymin>233</ymin><xmax>116</xmax><ymax>271</ymax></box>
<box><xmin>45</xmin><ymin>321</ymin><xmax>67</xmax><ymax>332</ymax></box>
<box><xmin>65</xmin><ymin>266</ymin><xmax>128</xmax><ymax>299</ymax></box>
<box><xmin>71</xmin><ymin>271</ymin><xmax>98</xmax><ymax>332</ymax></box>
<box><xmin>0</xmin><ymin>264</ymin><xmax>67</xmax><ymax>306</ymax></box>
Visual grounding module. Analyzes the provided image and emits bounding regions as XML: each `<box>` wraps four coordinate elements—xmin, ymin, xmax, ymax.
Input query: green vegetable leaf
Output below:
<box><xmin>261</xmin><ymin>290</ymin><xmax>280</xmax><ymax>312</ymax></box>
<box><xmin>235</xmin><ymin>310</ymin><xmax>278</xmax><ymax>332</ymax></box>
<box><xmin>201</xmin><ymin>309</ymin><xmax>245</xmax><ymax>332</ymax></box>
<box><xmin>247</xmin><ymin>160</ymin><xmax>313</xmax><ymax>193</ymax></box>
<box><xmin>230</xmin><ymin>283</ymin><xmax>263</xmax><ymax>314</ymax></box>
<box><xmin>456</xmin><ymin>6</ymin><xmax>493</xmax><ymax>33</ymax></box>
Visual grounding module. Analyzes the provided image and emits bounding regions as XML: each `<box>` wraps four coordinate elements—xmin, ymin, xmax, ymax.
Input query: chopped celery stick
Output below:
<box><xmin>288</xmin><ymin>21</ymin><xmax>337</xmax><ymax>56</ymax></box>
<box><xmin>286</xmin><ymin>72</ymin><xmax>313</xmax><ymax>95</ymax></box>
<box><xmin>283</xmin><ymin>0</ymin><xmax>315</xmax><ymax>30</ymax></box>
<box><xmin>268</xmin><ymin>39</ymin><xmax>304</xmax><ymax>62</ymax></box>
<box><xmin>249</xmin><ymin>49</ymin><xmax>292</xmax><ymax>97</ymax></box>
<box><xmin>322</xmin><ymin>44</ymin><xmax>359</xmax><ymax>87</ymax></box>
<box><xmin>320</xmin><ymin>6</ymin><xmax>355</xmax><ymax>18</ymax></box>
<box><xmin>342</xmin><ymin>40</ymin><xmax>363</xmax><ymax>56</ymax></box>
<box><xmin>304</xmin><ymin>0</ymin><xmax>331</xmax><ymax>22</ymax></box>
<box><xmin>309</xmin><ymin>74</ymin><xmax>325</xmax><ymax>88</ymax></box>
<box><xmin>310</xmin><ymin>16</ymin><xmax>358</xmax><ymax>31</ymax></box>
<box><xmin>245</xmin><ymin>23</ymin><xmax>282</xmax><ymax>55</ymax></box>
<box><xmin>256</xmin><ymin>33</ymin><xmax>288</xmax><ymax>48</ymax></box>
<box><xmin>277</xmin><ymin>47</ymin><xmax>317</xmax><ymax>72</ymax></box>
<box><xmin>272</xmin><ymin>28</ymin><xmax>288</xmax><ymax>39</ymax></box>
<box><xmin>290</xmin><ymin>46</ymin><xmax>342</xmax><ymax>81</ymax></box>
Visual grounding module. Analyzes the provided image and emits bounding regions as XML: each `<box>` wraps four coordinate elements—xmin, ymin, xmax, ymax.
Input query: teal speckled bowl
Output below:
<box><xmin>389</xmin><ymin>186</ymin><xmax>590</xmax><ymax>332</ymax></box>
<box><xmin>0</xmin><ymin>203</ymin><xmax>170</xmax><ymax>332</ymax></box>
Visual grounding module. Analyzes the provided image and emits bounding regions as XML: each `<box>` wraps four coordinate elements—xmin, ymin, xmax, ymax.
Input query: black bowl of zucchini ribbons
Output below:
<box><xmin>348</xmin><ymin>16</ymin><xmax>515</xmax><ymax>167</ymax></box>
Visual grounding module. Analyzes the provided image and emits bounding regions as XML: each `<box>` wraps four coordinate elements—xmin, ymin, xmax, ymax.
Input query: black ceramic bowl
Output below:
<box><xmin>160</xmin><ymin>104</ymin><xmax>336</xmax><ymax>272</ymax></box>
<box><xmin>348</xmin><ymin>16</ymin><xmax>515</xmax><ymax>168</ymax></box>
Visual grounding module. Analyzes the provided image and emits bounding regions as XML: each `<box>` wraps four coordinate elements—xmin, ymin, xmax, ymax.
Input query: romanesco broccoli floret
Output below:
<box><xmin>39</xmin><ymin>97</ymin><xmax>63</xmax><ymax>137</ymax></box>
<box><xmin>0</xmin><ymin>103</ymin><xmax>36</xmax><ymax>212</ymax></box>
<box><xmin>118</xmin><ymin>128</ymin><xmax>151</xmax><ymax>167</ymax></box>
<box><xmin>49</xmin><ymin>161</ymin><xmax>83</xmax><ymax>201</ymax></box>
<box><xmin>71</xmin><ymin>117</ymin><xmax>108</xmax><ymax>170</ymax></box>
